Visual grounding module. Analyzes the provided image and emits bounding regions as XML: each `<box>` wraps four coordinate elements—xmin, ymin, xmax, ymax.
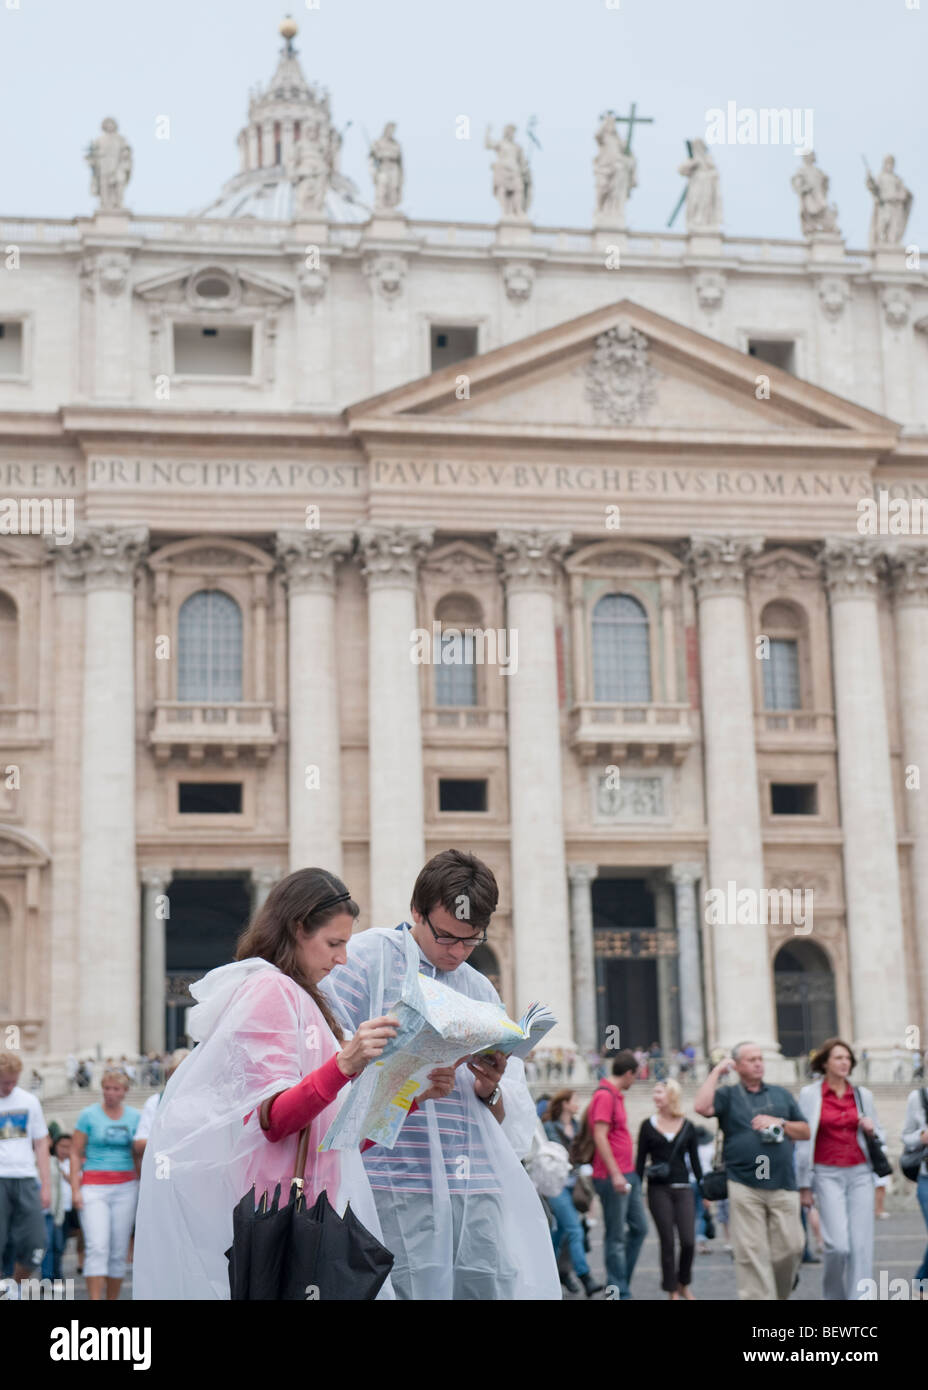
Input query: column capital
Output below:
<box><xmin>669</xmin><ymin>862</ymin><xmax>703</xmax><ymax>886</ymax></box>
<box><xmin>567</xmin><ymin>863</ymin><xmax>597</xmax><ymax>887</ymax></box>
<box><xmin>276</xmin><ymin>529</ymin><xmax>354</xmax><ymax>596</ymax></box>
<box><xmin>495</xmin><ymin>528</ymin><xmax>571</xmax><ymax>593</ymax></box>
<box><xmin>140</xmin><ymin>867</ymin><xmax>171</xmax><ymax>892</ymax></box>
<box><xmin>820</xmin><ymin>536</ymin><xmax>885</xmax><ymax>602</ymax></box>
<box><xmin>48</xmin><ymin>524</ymin><xmax>149</xmax><ymax>593</ymax></box>
<box><xmin>357</xmin><ymin>523</ymin><xmax>434</xmax><ymax>591</ymax></box>
<box><xmin>686</xmin><ymin>534</ymin><xmax>764</xmax><ymax>600</ymax></box>
<box><xmin>886</xmin><ymin>545</ymin><xmax>928</xmax><ymax>607</ymax></box>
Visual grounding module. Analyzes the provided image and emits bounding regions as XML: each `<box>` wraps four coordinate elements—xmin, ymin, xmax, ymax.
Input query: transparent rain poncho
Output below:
<box><xmin>320</xmin><ymin>925</ymin><xmax>561</xmax><ymax>1300</ymax></box>
<box><xmin>133</xmin><ymin>958</ymin><xmax>393</xmax><ymax>1300</ymax></box>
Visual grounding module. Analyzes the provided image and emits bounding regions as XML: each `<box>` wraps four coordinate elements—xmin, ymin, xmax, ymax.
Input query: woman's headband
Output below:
<box><xmin>313</xmin><ymin>889</ymin><xmax>352</xmax><ymax>913</ymax></box>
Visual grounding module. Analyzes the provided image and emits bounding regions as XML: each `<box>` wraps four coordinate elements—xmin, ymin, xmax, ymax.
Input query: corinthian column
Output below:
<box><xmin>823</xmin><ymin>539</ymin><xmax>908</xmax><ymax>1078</ymax></box>
<box><xmin>669</xmin><ymin>863</ymin><xmax>706</xmax><ymax>1060</ymax></box>
<box><xmin>141</xmin><ymin>868</ymin><xmax>169</xmax><ymax>1055</ymax></box>
<box><xmin>277</xmin><ymin>531</ymin><xmax>353</xmax><ymax>875</ymax></box>
<box><xmin>74</xmin><ymin>524</ymin><xmax>149</xmax><ymax>1053</ymax></box>
<box><xmin>359</xmin><ymin>524</ymin><xmax>434</xmax><ymax>925</ymax></box>
<box><xmin>687</xmin><ymin>535</ymin><xmax>778</xmax><ymax>1055</ymax></box>
<box><xmin>496</xmin><ymin>529</ymin><xmax>575</xmax><ymax>1047</ymax></box>
<box><xmin>567</xmin><ymin>864</ymin><xmax>597</xmax><ymax>1058</ymax></box>
<box><xmin>888</xmin><ymin>547</ymin><xmax>928</xmax><ymax>1035</ymax></box>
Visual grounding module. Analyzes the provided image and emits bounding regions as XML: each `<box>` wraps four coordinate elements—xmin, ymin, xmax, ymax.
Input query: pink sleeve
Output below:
<box><xmin>261</xmin><ymin>1054</ymin><xmax>350</xmax><ymax>1143</ymax></box>
<box><xmin>589</xmin><ymin>1090</ymin><xmax>610</xmax><ymax>1126</ymax></box>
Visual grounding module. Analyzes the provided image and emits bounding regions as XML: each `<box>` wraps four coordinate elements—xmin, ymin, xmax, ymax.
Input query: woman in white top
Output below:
<box><xmin>901</xmin><ymin>1084</ymin><xmax>928</xmax><ymax>1285</ymax></box>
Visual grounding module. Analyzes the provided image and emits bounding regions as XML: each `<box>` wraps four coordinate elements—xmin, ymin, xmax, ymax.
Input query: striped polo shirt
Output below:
<box><xmin>323</xmin><ymin>925</ymin><xmax>501</xmax><ymax>1195</ymax></box>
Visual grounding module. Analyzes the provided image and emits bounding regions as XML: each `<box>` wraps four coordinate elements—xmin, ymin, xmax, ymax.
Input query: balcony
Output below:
<box><xmin>150</xmin><ymin>701</ymin><xmax>276</xmax><ymax>763</ymax></box>
<box><xmin>754</xmin><ymin>709</ymin><xmax>835</xmax><ymax>752</ymax></box>
<box><xmin>569</xmin><ymin>702</ymin><xmax>693</xmax><ymax>765</ymax></box>
<box><xmin>421</xmin><ymin>706</ymin><xmax>507</xmax><ymax>745</ymax></box>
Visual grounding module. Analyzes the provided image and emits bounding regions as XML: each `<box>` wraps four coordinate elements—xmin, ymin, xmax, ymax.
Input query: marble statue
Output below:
<box><xmin>677</xmin><ymin>138</ymin><xmax>722</xmax><ymax>230</ymax></box>
<box><xmin>594</xmin><ymin>113</ymin><xmax>637</xmax><ymax>223</ymax></box>
<box><xmin>369</xmin><ymin>122</ymin><xmax>403</xmax><ymax>211</ymax></box>
<box><xmin>86</xmin><ymin>117</ymin><xmax>132</xmax><ymax>212</ymax></box>
<box><xmin>295</xmin><ymin>118</ymin><xmax>331</xmax><ymax>215</ymax></box>
<box><xmin>791</xmin><ymin>151</ymin><xmax>840</xmax><ymax>237</ymax></box>
<box><xmin>866</xmin><ymin>155</ymin><xmax>913</xmax><ymax>247</ymax></box>
<box><xmin>485</xmin><ymin>123</ymin><xmax>532</xmax><ymax>218</ymax></box>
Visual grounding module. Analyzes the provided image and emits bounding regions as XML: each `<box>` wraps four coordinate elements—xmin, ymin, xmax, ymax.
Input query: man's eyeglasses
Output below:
<box><xmin>423</xmin><ymin>913</ymin><xmax>487</xmax><ymax>949</ymax></box>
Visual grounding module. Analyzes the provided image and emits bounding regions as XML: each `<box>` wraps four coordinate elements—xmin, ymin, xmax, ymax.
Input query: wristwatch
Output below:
<box><xmin>481</xmin><ymin>1084</ymin><xmax>502</xmax><ymax>1108</ymax></box>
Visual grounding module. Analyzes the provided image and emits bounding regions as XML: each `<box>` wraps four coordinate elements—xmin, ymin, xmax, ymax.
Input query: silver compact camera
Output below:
<box><xmin>759</xmin><ymin>1122</ymin><xmax>785</xmax><ymax>1144</ymax></box>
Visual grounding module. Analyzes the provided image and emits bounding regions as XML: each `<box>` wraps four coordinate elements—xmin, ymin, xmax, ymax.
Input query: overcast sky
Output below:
<box><xmin>1</xmin><ymin>0</ymin><xmax>925</xmax><ymax>248</ymax></box>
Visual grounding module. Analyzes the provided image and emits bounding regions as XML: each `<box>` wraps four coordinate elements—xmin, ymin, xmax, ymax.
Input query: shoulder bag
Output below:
<box><xmin>853</xmin><ymin>1087</ymin><xmax>892</xmax><ymax>1178</ymax></box>
<box><xmin>646</xmin><ymin>1117</ymin><xmax>691</xmax><ymax>1185</ymax></box>
<box><xmin>699</xmin><ymin>1124</ymin><xmax>728</xmax><ymax>1201</ymax></box>
<box><xmin>900</xmin><ymin>1088</ymin><xmax>928</xmax><ymax>1183</ymax></box>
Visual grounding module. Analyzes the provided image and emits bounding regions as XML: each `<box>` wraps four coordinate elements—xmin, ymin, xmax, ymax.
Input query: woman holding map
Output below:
<box><xmin>133</xmin><ymin>867</ymin><xmax>451</xmax><ymax>1299</ymax></box>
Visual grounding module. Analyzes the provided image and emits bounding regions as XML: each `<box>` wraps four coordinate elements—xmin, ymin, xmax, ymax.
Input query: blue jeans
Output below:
<box><xmin>692</xmin><ymin>1180</ymin><xmax>707</xmax><ymax>1240</ymax></box>
<box><xmin>547</xmin><ymin>1186</ymin><xmax>590</xmax><ymax>1278</ymax></box>
<box><xmin>40</xmin><ymin>1215</ymin><xmax>64</xmax><ymax>1281</ymax></box>
<box><xmin>916</xmin><ymin>1175</ymin><xmax>928</xmax><ymax>1282</ymax></box>
<box><xmin>593</xmin><ymin>1172</ymin><xmax>648</xmax><ymax>1298</ymax></box>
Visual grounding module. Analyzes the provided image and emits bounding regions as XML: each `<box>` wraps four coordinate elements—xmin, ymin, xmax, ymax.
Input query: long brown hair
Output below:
<box><xmin>543</xmin><ymin>1089</ymin><xmax>575</xmax><ymax>1124</ymax></box>
<box><xmin>235</xmin><ymin>868</ymin><xmax>358</xmax><ymax>1043</ymax></box>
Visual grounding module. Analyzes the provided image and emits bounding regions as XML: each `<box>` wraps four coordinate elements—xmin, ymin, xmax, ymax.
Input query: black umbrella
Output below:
<box><xmin>226</xmin><ymin>1129</ymin><xmax>393</xmax><ymax>1301</ymax></box>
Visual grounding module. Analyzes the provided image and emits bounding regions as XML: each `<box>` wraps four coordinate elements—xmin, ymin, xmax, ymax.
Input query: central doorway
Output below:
<box><xmin>164</xmin><ymin>873</ymin><xmax>252</xmax><ymax>1049</ymax></box>
<box><xmin>593</xmin><ymin>877</ymin><xmax>660</xmax><ymax>1054</ymax></box>
<box><xmin>774</xmin><ymin>939</ymin><xmax>838</xmax><ymax>1059</ymax></box>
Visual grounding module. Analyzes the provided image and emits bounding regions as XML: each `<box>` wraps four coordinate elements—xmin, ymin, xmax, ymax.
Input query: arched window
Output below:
<box><xmin>760</xmin><ymin>601</ymin><xmax>804</xmax><ymax>711</ymax></box>
<box><xmin>0</xmin><ymin>896</ymin><xmax>10</xmax><ymax>1014</ymax></box>
<box><xmin>0</xmin><ymin>592</ymin><xmax>18</xmax><ymax>707</ymax></box>
<box><xmin>774</xmin><ymin>940</ymin><xmax>837</xmax><ymax>1058</ymax></box>
<box><xmin>177</xmin><ymin>590</ymin><xmax>243</xmax><ymax>702</ymax></box>
<box><xmin>434</xmin><ymin>594</ymin><xmax>481</xmax><ymax>708</ymax></box>
<box><xmin>592</xmin><ymin>593</ymin><xmax>651</xmax><ymax>702</ymax></box>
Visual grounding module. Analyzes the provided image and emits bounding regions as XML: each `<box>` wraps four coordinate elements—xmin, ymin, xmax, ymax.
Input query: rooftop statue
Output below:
<box><xmin>86</xmin><ymin>117</ymin><xmax>132</xmax><ymax>212</ymax></box>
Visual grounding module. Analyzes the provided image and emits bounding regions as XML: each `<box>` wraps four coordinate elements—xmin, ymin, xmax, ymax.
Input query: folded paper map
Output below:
<box><xmin>320</xmin><ymin>928</ymin><xmax>556</xmax><ymax>1151</ymax></box>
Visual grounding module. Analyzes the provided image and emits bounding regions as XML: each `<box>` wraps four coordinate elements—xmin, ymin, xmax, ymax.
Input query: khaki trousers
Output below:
<box><xmin>728</xmin><ymin>1180</ymin><xmax>804</xmax><ymax>1300</ymax></box>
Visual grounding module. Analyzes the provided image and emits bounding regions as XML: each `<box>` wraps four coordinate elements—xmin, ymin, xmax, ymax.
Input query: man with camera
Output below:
<box><xmin>695</xmin><ymin>1041</ymin><xmax>810</xmax><ymax>1300</ymax></box>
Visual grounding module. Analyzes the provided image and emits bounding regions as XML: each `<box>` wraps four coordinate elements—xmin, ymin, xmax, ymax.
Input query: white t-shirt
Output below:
<box><xmin>134</xmin><ymin>1092</ymin><xmax>160</xmax><ymax>1144</ymax></box>
<box><xmin>0</xmin><ymin>1085</ymin><xmax>48</xmax><ymax>1178</ymax></box>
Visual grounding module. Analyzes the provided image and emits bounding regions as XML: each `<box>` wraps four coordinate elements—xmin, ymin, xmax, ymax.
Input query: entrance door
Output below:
<box><xmin>774</xmin><ymin>940</ymin><xmax>838</xmax><ymax>1059</ymax></box>
<box><xmin>592</xmin><ymin>878</ymin><xmax>661</xmax><ymax>1054</ymax></box>
<box><xmin>164</xmin><ymin>874</ymin><xmax>252</xmax><ymax>1049</ymax></box>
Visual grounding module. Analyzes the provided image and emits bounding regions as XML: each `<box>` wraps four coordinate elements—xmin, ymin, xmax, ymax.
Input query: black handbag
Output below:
<box><xmin>646</xmin><ymin>1118</ymin><xmax>691</xmax><ymax>1186</ymax></box>
<box><xmin>853</xmin><ymin>1088</ymin><xmax>892</xmax><ymax>1179</ymax></box>
<box><xmin>699</xmin><ymin>1126</ymin><xmax>728</xmax><ymax>1201</ymax></box>
<box><xmin>900</xmin><ymin>1088</ymin><xmax>928</xmax><ymax>1183</ymax></box>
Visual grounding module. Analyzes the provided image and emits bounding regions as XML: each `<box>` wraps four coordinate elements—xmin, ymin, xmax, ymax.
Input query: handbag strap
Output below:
<box><xmin>258</xmin><ymin>1092</ymin><xmax>312</xmax><ymax>1193</ymax></box>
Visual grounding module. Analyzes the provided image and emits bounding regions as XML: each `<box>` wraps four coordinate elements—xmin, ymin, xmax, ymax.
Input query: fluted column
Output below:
<box><xmin>141</xmin><ymin>868</ymin><xmax>169</xmax><ymax>1055</ymax></box>
<box><xmin>277</xmin><ymin>531</ymin><xmax>353</xmax><ymax>875</ymax></box>
<box><xmin>688</xmin><ymin>535</ymin><xmax>778</xmax><ymax>1054</ymax></box>
<box><xmin>567</xmin><ymin>864</ymin><xmax>597</xmax><ymax>1058</ymax></box>
<box><xmin>820</xmin><ymin>539</ymin><xmax>907</xmax><ymax>1075</ymax></box>
<box><xmin>888</xmin><ymin>547</ymin><xmax>928</xmax><ymax>1034</ymax></box>
<box><xmin>670</xmin><ymin>863</ymin><xmax>706</xmax><ymax>1059</ymax></box>
<box><xmin>496</xmin><ymin>529</ymin><xmax>575</xmax><ymax>1046</ymax></box>
<box><xmin>359</xmin><ymin>525</ymin><xmax>434</xmax><ymax>925</ymax></box>
<box><xmin>75</xmin><ymin>524</ymin><xmax>149</xmax><ymax>1053</ymax></box>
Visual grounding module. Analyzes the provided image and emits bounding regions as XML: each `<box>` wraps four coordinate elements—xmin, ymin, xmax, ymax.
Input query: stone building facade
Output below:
<box><xmin>1</xmin><ymin>25</ymin><xmax>927</xmax><ymax>1081</ymax></box>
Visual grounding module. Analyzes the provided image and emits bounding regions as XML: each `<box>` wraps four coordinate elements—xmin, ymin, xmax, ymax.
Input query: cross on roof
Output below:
<box><xmin>614</xmin><ymin>101</ymin><xmax>655</xmax><ymax>154</ymax></box>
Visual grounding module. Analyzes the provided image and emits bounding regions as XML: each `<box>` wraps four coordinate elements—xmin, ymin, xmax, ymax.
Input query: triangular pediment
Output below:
<box><xmin>134</xmin><ymin>262</ymin><xmax>292</xmax><ymax>306</ymax></box>
<box><xmin>348</xmin><ymin>299</ymin><xmax>897</xmax><ymax>445</ymax></box>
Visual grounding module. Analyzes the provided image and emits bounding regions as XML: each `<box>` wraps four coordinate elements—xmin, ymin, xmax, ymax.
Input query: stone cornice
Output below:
<box><xmin>48</xmin><ymin>523</ymin><xmax>149</xmax><ymax>592</ymax></box>
<box><xmin>495</xmin><ymin>528</ymin><xmax>571</xmax><ymax>593</ymax></box>
<box><xmin>275</xmin><ymin>529</ymin><xmax>354</xmax><ymax>595</ymax></box>
<box><xmin>820</xmin><ymin>536</ymin><xmax>885</xmax><ymax>601</ymax></box>
<box><xmin>687</xmin><ymin>534</ymin><xmax>764</xmax><ymax>599</ymax></box>
<box><xmin>357</xmin><ymin>523</ymin><xmax>434</xmax><ymax>590</ymax></box>
<box><xmin>886</xmin><ymin>545</ymin><xmax>928</xmax><ymax>607</ymax></box>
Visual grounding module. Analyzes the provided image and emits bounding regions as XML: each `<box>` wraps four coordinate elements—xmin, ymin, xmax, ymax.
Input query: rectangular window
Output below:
<box><xmin>438</xmin><ymin>778</ymin><xmax>487</xmax><ymax>813</ymax></box>
<box><xmin>770</xmin><ymin>783</ymin><xmax>818</xmax><ymax>815</ymax></box>
<box><xmin>430</xmin><ymin>325</ymin><xmax>478</xmax><ymax>372</ymax></box>
<box><xmin>748</xmin><ymin>338</ymin><xmax>796</xmax><ymax>374</ymax></box>
<box><xmin>0</xmin><ymin>321</ymin><xmax>24</xmax><ymax>375</ymax></box>
<box><xmin>178</xmin><ymin>782</ymin><xmax>243</xmax><ymax>814</ymax></box>
<box><xmin>173</xmin><ymin>324</ymin><xmax>254</xmax><ymax>376</ymax></box>
<box><xmin>763</xmin><ymin>638</ymin><xmax>801</xmax><ymax>710</ymax></box>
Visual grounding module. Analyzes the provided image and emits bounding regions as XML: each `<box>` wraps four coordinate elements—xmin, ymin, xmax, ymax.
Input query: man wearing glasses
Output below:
<box><xmin>321</xmin><ymin>848</ymin><xmax>560</xmax><ymax>1300</ymax></box>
